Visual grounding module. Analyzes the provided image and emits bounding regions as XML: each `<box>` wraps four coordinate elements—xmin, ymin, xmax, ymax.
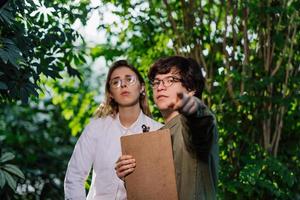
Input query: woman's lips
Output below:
<box><xmin>121</xmin><ymin>91</ymin><xmax>130</xmax><ymax>96</ymax></box>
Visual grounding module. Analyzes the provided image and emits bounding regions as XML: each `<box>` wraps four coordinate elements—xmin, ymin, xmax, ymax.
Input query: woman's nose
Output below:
<box><xmin>120</xmin><ymin>80</ymin><xmax>127</xmax><ymax>88</ymax></box>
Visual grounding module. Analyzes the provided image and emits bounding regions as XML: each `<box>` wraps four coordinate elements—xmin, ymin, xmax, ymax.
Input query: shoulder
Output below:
<box><xmin>82</xmin><ymin>116</ymin><xmax>115</xmax><ymax>137</ymax></box>
<box><xmin>88</xmin><ymin>115</ymin><xmax>113</xmax><ymax>127</ymax></box>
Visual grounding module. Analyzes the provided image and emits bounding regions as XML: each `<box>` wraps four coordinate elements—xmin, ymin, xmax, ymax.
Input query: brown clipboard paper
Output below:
<box><xmin>120</xmin><ymin>129</ymin><xmax>178</xmax><ymax>200</ymax></box>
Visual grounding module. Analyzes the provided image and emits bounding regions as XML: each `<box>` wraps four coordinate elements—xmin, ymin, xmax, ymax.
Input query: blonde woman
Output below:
<box><xmin>64</xmin><ymin>60</ymin><xmax>162</xmax><ymax>200</ymax></box>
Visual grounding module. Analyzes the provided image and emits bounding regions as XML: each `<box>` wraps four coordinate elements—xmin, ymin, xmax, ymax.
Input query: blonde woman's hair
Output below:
<box><xmin>94</xmin><ymin>60</ymin><xmax>151</xmax><ymax>118</ymax></box>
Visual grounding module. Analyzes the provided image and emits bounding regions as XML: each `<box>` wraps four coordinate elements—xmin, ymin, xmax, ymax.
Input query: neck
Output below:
<box><xmin>161</xmin><ymin>110</ymin><xmax>179</xmax><ymax>123</ymax></box>
<box><xmin>118</xmin><ymin>104</ymin><xmax>141</xmax><ymax>128</ymax></box>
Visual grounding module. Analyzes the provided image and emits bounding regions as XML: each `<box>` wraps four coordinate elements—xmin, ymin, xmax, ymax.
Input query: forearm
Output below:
<box><xmin>64</xmin><ymin>163</ymin><xmax>87</xmax><ymax>200</ymax></box>
<box><xmin>64</xmin><ymin>128</ymin><xmax>96</xmax><ymax>199</ymax></box>
<box><xmin>189</xmin><ymin>98</ymin><xmax>212</xmax><ymax>118</ymax></box>
<box><xmin>185</xmin><ymin>99</ymin><xmax>217</xmax><ymax>157</ymax></box>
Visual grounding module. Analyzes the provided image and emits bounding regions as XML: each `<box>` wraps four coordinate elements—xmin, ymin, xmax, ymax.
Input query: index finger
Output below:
<box><xmin>117</xmin><ymin>155</ymin><xmax>133</xmax><ymax>162</ymax></box>
<box><xmin>172</xmin><ymin>92</ymin><xmax>187</xmax><ymax>110</ymax></box>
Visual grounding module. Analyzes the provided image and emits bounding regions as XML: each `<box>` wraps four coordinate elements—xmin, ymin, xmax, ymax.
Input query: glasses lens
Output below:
<box><xmin>151</xmin><ymin>76</ymin><xmax>181</xmax><ymax>88</ymax></box>
<box><xmin>110</xmin><ymin>79</ymin><xmax>121</xmax><ymax>88</ymax></box>
<box><xmin>151</xmin><ymin>80</ymin><xmax>160</xmax><ymax>88</ymax></box>
<box><xmin>110</xmin><ymin>75</ymin><xmax>137</xmax><ymax>88</ymax></box>
<box><xmin>164</xmin><ymin>77</ymin><xmax>175</xmax><ymax>87</ymax></box>
<box><xmin>126</xmin><ymin>75</ymin><xmax>136</xmax><ymax>85</ymax></box>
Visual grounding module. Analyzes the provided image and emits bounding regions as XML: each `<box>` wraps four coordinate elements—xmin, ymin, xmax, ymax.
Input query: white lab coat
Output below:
<box><xmin>64</xmin><ymin>111</ymin><xmax>162</xmax><ymax>200</ymax></box>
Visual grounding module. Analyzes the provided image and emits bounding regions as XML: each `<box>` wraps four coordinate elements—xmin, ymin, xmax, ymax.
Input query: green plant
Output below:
<box><xmin>0</xmin><ymin>152</ymin><xmax>24</xmax><ymax>192</ymax></box>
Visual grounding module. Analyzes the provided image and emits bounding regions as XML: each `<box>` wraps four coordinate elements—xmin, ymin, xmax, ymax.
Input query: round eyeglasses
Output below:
<box><xmin>109</xmin><ymin>75</ymin><xmax>137</xmax><ymax>88</ymax></box>
<box><xmin>150</xmin><ymin>76</ymin><xmax>182</xmax><ymax>89</ymax></box>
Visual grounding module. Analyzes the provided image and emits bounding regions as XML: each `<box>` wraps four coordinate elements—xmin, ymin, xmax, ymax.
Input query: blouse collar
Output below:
<box><xmin>116</xmin><ymin>110</ymin><xmax>143</xmax><ymax>132</ymax></box>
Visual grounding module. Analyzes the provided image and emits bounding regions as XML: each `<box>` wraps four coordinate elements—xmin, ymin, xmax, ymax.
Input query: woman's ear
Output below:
<box><xmin>140</xmin><ymin>84</ymin><xmax>145</xmax><ymax>93</ymax></box>
<box><xmin>109</xmin><ymin>91</ymin><xmax>114</xmax><ymax>100</ymax></box>
<box><xmin>140</xmin><ymin>85</ymin><xmax>145</xmax><ymax>96</ymax></box>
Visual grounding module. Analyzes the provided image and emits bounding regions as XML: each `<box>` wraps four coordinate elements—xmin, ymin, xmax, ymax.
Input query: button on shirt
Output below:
<box><xmin>64</xmin><ymin>112</ymin><xmax>163</xmax><ymax>200</ymax></box>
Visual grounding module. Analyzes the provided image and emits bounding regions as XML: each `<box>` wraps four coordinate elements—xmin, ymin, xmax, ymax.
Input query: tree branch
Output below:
<box><xmin>271</xmin><ymin>13</ymin><xmax>297</xmax><ymax>76</ymax></box>
<box><xmin>241</xmin><ymin>3</ymin><xmax>249</xmax><ymax>95</ymax></box>
<box><xmin>223</xmin><ymin>0</ymin><xmax>238</xmax><ymax>105</ymax></box>
<box><xmin>162</xmin><ymin>0</ymin><xmax>183</xmax><ymax>53</ymax></box>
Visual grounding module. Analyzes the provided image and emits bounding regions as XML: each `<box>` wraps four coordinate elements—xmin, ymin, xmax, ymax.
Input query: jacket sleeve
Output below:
<box><xmin>64</xmin><ymin>124</ymin><xmax>97</xmax><ymax>200</ymax></box>
<box><xmin>184</xmin><ymin>99</ymin><xmax>218</xmax><ymax>162</ymax></box>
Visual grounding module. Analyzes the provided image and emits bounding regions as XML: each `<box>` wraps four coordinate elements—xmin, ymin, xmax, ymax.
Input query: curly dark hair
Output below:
<box><xmin>148</xmin><ymin>56</ymin><xmax>205</xmax><ymax>98</ymax></box>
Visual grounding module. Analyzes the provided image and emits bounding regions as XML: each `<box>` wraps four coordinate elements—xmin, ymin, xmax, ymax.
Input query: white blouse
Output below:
<box><xmin>64</xmin><ymin>111</ymin><xmax>163</xmax><ymax>200</ymax></box>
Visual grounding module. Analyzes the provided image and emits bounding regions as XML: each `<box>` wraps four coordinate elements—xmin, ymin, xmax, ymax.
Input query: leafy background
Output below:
<box><xmin>0</xmin><ymin>0</ymin><xmax>299</xmax><ymax>199</ymax></box>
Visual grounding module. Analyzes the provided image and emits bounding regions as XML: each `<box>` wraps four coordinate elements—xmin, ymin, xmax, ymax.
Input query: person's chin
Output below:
<box><xmin>119</xmin><ymin>98</ymin><xmax>139</xmax><ymax>107</ymax></box>
<box><xmin>156</xmin><ymin>103</ymin><xmax>171</xmax><ymax>111</ymax></box>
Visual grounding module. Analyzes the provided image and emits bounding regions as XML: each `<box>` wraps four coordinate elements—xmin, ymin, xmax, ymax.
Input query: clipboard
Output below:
<box><xmin>120</xmin><ymin>129</ymin><xmax>178</xmax><ymax>200</ymax></box>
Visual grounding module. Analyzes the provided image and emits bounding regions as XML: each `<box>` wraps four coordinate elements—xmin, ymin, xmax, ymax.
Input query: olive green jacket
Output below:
<box><xmin>162</xmin><ymin>105</ymin><xmax>219</xmax><ymax>200</ymax></box>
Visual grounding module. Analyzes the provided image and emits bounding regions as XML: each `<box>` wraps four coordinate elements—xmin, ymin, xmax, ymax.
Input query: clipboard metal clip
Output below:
<box><xmin>142</xmin><ymin>124</ymin><xmax>150</xmax><ymax>132</ymax></box>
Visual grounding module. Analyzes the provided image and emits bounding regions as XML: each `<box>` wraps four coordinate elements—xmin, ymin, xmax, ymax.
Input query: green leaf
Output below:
<box><xmin>0</xmin><ymin>49</ymin><xmax>9</xmax><ymax>63</ymax></box>
<box><xmin>20</xmin><ymin>87</ymin><xmax>29</xmax><ymax>104</ymax></box>
<box><xmin>0</xmin><ymin>38</ymin><xmax>22</xmax><ymax>68</ymax></box>
<box><xmin>0</xmin><ymin>152</ymin><xmax>15</xmax><ymax>163</ymax></box>
<box><xmin>44</xmin><ymin>69</ymin><xmax>62</xmax><ymax>79</ymax></box>
<box><xmin>3</xmin><ymin>170</ymin><xmax>17</xmax><ymax>191</ymax></box>
<box><xmin>0</xmin><ymin>170</ymin><xmax>6</xmax><ymax>189</ymax></box>
<box><xmin>25</xmin><ymin>83</ymin><xmax>39</xmax><ymax>97</ymax></box>
<box><xmin>3</xmin><ymin>164</ymin><xmax>25</xmax><ymax>179</ymax></box>
<box><xmin>239</xmin><ymin>163</ymin><xmax>262</xmax><ymax>185</ymax></box>
<box><xmin>0</xmin><ymin>6</ymin><xmax>13</xmax><ymax>25</ymax></box>
<box><xmin>67</xmin><ymin>66</ymin><xmax>81</xmax><ymax>80</ymax></box>
<box><xmin>0</xmin><ymin>81</ymin><xmax>8</xmax><ymax>89</ymax></box>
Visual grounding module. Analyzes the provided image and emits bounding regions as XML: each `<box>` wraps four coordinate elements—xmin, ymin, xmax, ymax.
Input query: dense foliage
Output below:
<box><xmin>0</xmin><ymin>0</ymin><xmax>88</xmax><ymax>103</ymax></box>
<box><xmin>1</xmin><ymin>0</ymin><xmax>299</xmax><ymax>199</ymax></box>
<box><xmin>97</xmin><ymin>1</ymin><xmax>300</xmax><ymax>199</ymax></box>
<box><xmin>0</xmin><ymin>0</ymin><xmax>94</xmax><ymax>198</ymax></box>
